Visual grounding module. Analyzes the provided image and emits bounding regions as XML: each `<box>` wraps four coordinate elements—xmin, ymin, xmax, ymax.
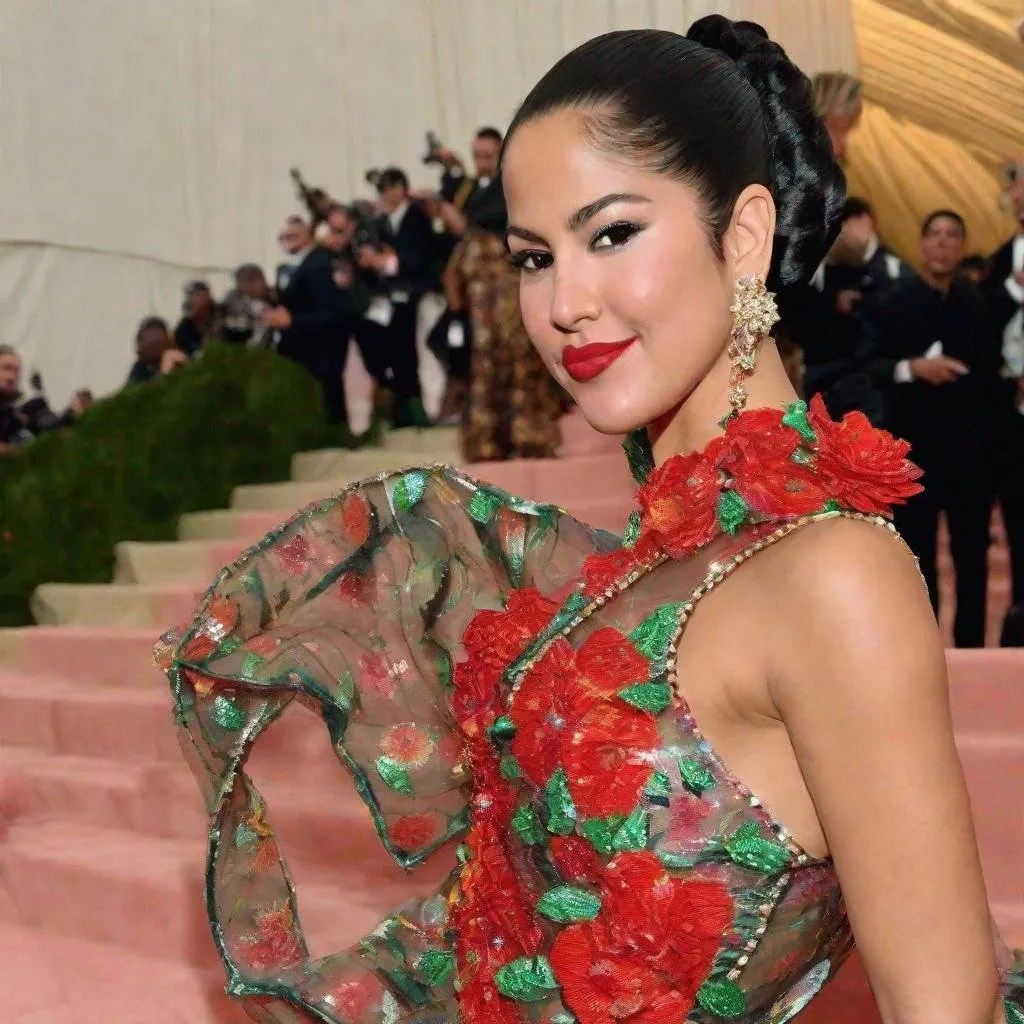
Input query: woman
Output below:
<box><xmin>157</xmin><ymin>17</ymin><xmax>1022</xmax><ymax>1023</ymax></box>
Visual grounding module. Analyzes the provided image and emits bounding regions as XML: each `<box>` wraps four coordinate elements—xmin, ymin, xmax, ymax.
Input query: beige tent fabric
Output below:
<box><xmin>848</xmin><ymin>0</ymin><xmax>1022</xmax><ymax>261</ymax></box>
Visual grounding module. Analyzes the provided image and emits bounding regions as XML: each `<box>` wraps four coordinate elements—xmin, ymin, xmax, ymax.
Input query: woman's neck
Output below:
<box><xmin>648</xmin><ymin>344</ymin><xmax>798</xmax><ymax>466</ymax></box>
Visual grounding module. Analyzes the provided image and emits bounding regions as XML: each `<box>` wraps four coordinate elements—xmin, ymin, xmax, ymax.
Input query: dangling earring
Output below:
<box><xmin>727</xmin><ymin>274</ymin><xmax>779</xmax><ymax>414</ymax></box>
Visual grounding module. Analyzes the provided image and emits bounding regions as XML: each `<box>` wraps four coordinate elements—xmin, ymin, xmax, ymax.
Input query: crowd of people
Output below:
<box><xmin>120</xmin><ymin>125</ymin><xmax>567</xmax><ymax>459</ymax></box>
<box><xmin>3</xmin><ymin>99</ymin><xmax>1024</xmax><ymax>648</ymax></box>
<box><xmin>775</xmin><ymin>155</ymin><xmax>1024</xmax><ymax>648</ymax></box>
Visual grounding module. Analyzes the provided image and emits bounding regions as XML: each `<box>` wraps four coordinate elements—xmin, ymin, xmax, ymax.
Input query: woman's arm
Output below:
<box><xmin>767</xmin><ymin>518</ymin><xmax>1004</xmax><ymax>1024</ymax></box>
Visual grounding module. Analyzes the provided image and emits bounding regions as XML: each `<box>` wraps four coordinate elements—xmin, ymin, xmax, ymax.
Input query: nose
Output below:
<box><xmin>549</xmin><ymin>260</ymin><xmax>601</xmax><ymax>334</ymax></box>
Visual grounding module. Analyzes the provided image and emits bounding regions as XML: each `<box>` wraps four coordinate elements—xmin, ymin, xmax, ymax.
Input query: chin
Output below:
<box><xmin>568</xmin><ymin>385</ymin><xmax>664</xmax><ymax>438</ymax></box>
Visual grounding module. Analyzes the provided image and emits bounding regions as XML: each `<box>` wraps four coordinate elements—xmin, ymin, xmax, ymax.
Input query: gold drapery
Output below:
<box><xmin>848</xmin><ymin>0</ymin><xmax>1022</xmax><ymax>261</ymax></box>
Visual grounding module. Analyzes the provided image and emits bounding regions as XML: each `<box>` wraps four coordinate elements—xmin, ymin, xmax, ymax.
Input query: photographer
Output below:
<box><xmin>357</xmin><ymin>168</ymin><xmax>432</xmax><ymax>427</ymax></box>
<box><xmin>265</xmin><ymin>215</ymin><xmax>363</xmax><ymax>425</ymax></box>
<box><xmin>221</xmin><ymin>264</ymin><xmax>274</xmax><ymax>348</ymax></box>
<box><xmin>428</xmin><ymin>127</ymin><xmax>507</xmax><ymax>235</ymax></box>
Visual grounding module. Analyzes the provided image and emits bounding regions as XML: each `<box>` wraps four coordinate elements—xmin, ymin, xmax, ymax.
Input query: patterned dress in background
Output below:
<box><xmin>457</xmin><ymin>230</ymin><xmax>568</xmax><ymax>461</ymax></box>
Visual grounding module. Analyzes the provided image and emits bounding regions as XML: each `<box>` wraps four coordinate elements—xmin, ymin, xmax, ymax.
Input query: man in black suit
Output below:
<box><xmin>984</xmin><ymin>155</ymin><xmax>1024</xmax><ymax>611</ymax></box>
<box><xmin>777</xmin><ymin>197</ymin><xmax>910</xmax><ymax>421</ymax></box>
<box><xmin>357</xmin><ymin>168</ymin><xmax>433</xmax><ymax>427</ymax></box>
<box><xmin>433</xmin><ymin>126</ymin><xmax>508</xmax><ymax>234</ymax></box>
<box><xmin>861</xmin><ymin>210</ymin><xmax>1002</xmax><ymax>646</ymax></box>
<box><xmin>264</xmin><ymin>215</ymin><xmax>360</xmax><ymax>424</ymax></box>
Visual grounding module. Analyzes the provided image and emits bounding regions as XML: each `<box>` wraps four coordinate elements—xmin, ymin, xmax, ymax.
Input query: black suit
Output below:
<box><xmin>440</xmin><ymin>171</ymin><xmax>507</xmax><ymax>233</ymax></box>
<box><xmin>984</xmin><ymin>237</ymin><xmax>1024</xmax><ymax>607</ymax></box>
<box><xmin>276</xmin><ymin>246</ymin><xmax>360</xmax><ymax>423</ymax></box>
<box><xmin>776</xmin><ymin>244</ymin><xmax>910</xmax><ymax>422</ymax></box>
<box><xmin>860</xmin><ymin>275</ymin><xmax>1001</xmax><ymax>645</ymax></box>
<box><xmin>374</xmin><ymin>202</ymin><xmax>434</xmax><ymax>425</ymax></box>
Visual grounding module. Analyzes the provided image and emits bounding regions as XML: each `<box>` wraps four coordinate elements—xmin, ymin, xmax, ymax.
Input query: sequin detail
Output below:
<box><xmin>374</xmin><ymin>756</ymin><xmax>414</xmax><ymax>796</ymax></box>
<box><xmin>618</xmin><ymin>681</ymin><xmax>672</xmax><ymax>714</ymax></box>
<box><xmin>210</xmin><ymin>694</ymin><xmax>245</xmax><ymax>731</ymax></box>
<box><xmin>698</xmin><ymin>978</ymin><xmax>747</xmax><ymax>1018</ymax></box>
<box><xmin>392</xmin><ymin>470</ymin><xmax>428</xmax><ymax>512</ymax></box>
<box><xmin>417</xmin><ymin>948</ymin><xmax>456</xmax><ymax>987</ymax></box>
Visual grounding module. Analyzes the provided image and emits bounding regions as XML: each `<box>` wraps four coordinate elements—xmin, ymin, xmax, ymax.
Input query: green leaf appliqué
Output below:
<box><xmin>494</xmin><ymin>956</ymin><xmax>559</xmax><ymax>1002</ymax></box>
<box><xmin>697</xmin><ymin>979</ymin><xmax>747</xmax><ymax>1018</ymax></box>
<box><xmin>782</xmin><ymin>399</ymin><xmax>817</xmax><ymax>443</ymax></box>
<box><xmin>622</xmin><ymin>510</ymin><xmax>642</xmax><ymax>549</ymax></box>
<box><xmin>618</xmin><ymin>682</ymin><xmax>672</xmax><ymax>714</ymax></box>
<box><xmin>611</xmin><ymin>806</ymin><xmax>649</xmax><ymax>852</ymax></box>
<box><xmin>375</xmin><ymin>755</ymin><xmax>414</xmax><ymax>796</ymax></box>
<box><xmin>210</xmin><ymin>695</ymin><xmax>245</xmax><ymax>731</ymax></box>
<box><xmin>628</xmin><ymin>603</ymin><xmax>682</xmax><ymax>663</ymax></box>
<box><xmin>488</xmin><ymin>715</ymin><xmax>517</xmax><ymax>741</ymax></box>
<box><xmin>716</xmin><ymin>489</ymin><xmax>750</xmax><ymax>535</ymax></box>
<box><xmin>392</xmin><ymin>470</ymin><xmax>428</xmax><ymax>512</ymax></box>
<box><xmin>678</xmin><ymin>757</ymin><xmax>716</xmax><ymax>795</ymax></box>
<box><xmin>536</xmin><ymin>885</ymin><xmax>602</xmax><ymax>923</ymax></box>
<box><xmin>417</xmin><ymin>948</ymin><xmax>456</xmax><ymax>987</ymax></box>
<box><xmin>725</xmin><ymin>820</ymin><xmax>790</xmax><ymax>873</ymax></box>
<box><xmin>544</xmin><ymin>769</ymin><xmax>577</xmax><ymax>835</ymax></box>
<box><xmin>511</xmin><ymin>804</ymin><xmax>546</xmax><ymax>846</ymax></box>
<box><xmin>468</xmin><ymin>487</ymin><xmax>504</xmax><ymax>524</ymax></box>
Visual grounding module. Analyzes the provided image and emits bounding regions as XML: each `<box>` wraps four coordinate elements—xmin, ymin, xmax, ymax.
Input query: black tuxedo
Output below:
<box><xmin>440</xmin><ymin>171</ymin><xmax>507</xmax><ymax>233</ymax></box>
<box><xmin>776</xmin><ymin>244</ymin><xmax>910</xmax><ymax>422</ymax></box>
<box><xmin>276</xmin><ymin>246</ymin><xmax>359</xmax><ymax>423</ymax></box>
<box><xmin>984</xmin><ymin>236</ymin><xmax>1024</xmax><ymax>609</ymax></box>
<box><xmin>371</xmin><ymin>203</ymin><xmax>435</xmax><ymax>426</ymax></box>
<box><xmin>860</xmin><ymin>275</ymin><xmax>1001</xmax><ymax>645</ymax></box>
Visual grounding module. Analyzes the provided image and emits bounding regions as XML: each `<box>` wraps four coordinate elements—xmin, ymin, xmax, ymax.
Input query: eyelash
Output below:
<box><xmin>508</xmin><ymin>220</ymin><xmax>646</xmax><ymax>274</ymax></box>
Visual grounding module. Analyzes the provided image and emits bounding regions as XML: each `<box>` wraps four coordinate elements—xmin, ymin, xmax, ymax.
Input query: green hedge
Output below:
<box><xmin>0</xmin><ymin>344</ymin><xmax>361</xmax><ymax>627</ymax></box>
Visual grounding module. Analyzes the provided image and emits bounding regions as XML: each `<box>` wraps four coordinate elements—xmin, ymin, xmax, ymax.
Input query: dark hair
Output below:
<box><xmin>504</xmin><ymin>17</ymin><xmax>845</xmax><ymax>288</ymax></box>
<box><xmin>235</xmin><ymin>263</ymin><xmax>265</xmax><ymax>280</ymax></box>
<box><xmin>476</xmin><ymin>126</ymin><xmax>503</xmax><ymax>145</ymax></box>
<box><xmin>376</xmin><ymin>167</ymin><xmax>409</xmax><ymax>192</ymax></box>
<box><xmin>921</xmin><ymin>209</ymin><xmax>966</xmax><ymax>238</ymax></box>
<box><xmin>842</xmin><ymin>196</ymin><xmax>874</xmax><ymax>222</ymax></box>
<box><xmin>135</xmin><ymin>316</ymin><xmax>169</xmax><ymax>341</ymax></box>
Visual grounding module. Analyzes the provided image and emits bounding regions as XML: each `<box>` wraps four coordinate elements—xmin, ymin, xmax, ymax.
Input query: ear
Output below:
<box><xmin>724</xmin><ymin>185</ymin><xmax>776</xmax><ymax>282</ymax></box>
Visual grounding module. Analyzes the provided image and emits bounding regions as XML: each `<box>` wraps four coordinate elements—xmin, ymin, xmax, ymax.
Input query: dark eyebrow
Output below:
<box><xmin>506</xmin><ymin>192</ymin><xmax>652</xmax><ymax>247</ymax></box>
<box><xmin>567</xmin><ymin>192</ymin><xmax>651</xmax><ymax>232</ymax></box>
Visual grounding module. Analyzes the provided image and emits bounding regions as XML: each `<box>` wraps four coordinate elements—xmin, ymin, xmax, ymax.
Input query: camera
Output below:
<box><xmin>423</xmin><ymin>131</ymin><xmax>444</xmax><ymax>165</ymax></box>
<box><xmin>364</xmin><ymin>167</ymin><xmax>383</xmax><ymax>190</ymax></box>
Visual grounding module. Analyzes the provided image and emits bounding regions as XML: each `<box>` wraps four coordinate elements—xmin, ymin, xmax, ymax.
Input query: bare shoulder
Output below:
<box><xmin>743</xmin><ymin>515</ymin><xmax>947</xmax><ymax>704</ymax></box>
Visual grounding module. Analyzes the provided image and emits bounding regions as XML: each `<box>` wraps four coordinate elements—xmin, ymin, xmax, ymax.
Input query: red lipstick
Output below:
<box><xmin>561</xmin><ymin>337</ymin><xmax>636</xmax><ymax>382</ymax></box>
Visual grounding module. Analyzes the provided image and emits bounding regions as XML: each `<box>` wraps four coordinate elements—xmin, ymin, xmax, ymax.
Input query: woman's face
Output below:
<box><xmin>502</xmin><ymin>108</ymin><xmax>767</xmax><ymax>436</ymax></box>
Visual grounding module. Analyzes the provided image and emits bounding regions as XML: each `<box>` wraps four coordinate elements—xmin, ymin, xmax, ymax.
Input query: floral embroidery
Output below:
<box><xmin>240</xmin><ymin>904</ymin><xmax>303</xmax><ymax>971</ymax></box>
<box><xmin>549</xmin><ymin>852</ymin><xmax>733</xmax><ymax>1024</ymax></box>
<box><xmin>807</xmin><ymin>394</ymin><xmax>923</xmax><ymax>514</ymax></box>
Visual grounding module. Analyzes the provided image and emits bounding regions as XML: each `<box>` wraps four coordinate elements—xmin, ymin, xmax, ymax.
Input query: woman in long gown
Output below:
<box><xmin>156</xmin><ymin>16</ymin><xmax>1023</xmax><ymax>1023</ymax></box>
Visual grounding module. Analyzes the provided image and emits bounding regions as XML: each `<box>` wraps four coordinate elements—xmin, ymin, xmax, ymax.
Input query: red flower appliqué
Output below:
<box><xmin>550</xmin><ymin>852</ymin><xmax>732</xmax><ymax>1024</ymax></box>
<box><xmin>636</xmin><ymin>452</ymin><xmax>719</xmax><ymax>558</ymax></box>
<box><xmin>712</xmin><ymin>408</ymin><xmax>825</xmax><ymax>518</ymax></box>
<box><xmin>808</xmin><ymin>394</ymin><xmax>923</xmax><ymax>515</ymax></box>
<box><xmin>241</xmin><ymin>904</ymin><xmax>304</xmax><ymax>971</ymax></box>
<box><xmin>453</xmin><ymin>588</ymin><xmax>558</xmax><ymax>741</ymax></box>
<box><xmin>510</xmin><ymin>630</ymin><xmax>655</xmax><ymax>817</ymax></box>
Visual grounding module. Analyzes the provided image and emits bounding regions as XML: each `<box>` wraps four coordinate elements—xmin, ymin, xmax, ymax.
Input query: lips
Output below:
<box><xmin>561</xmin><ymin>338</ymin><xmax>636</xmax><ymax>383</ymax></box>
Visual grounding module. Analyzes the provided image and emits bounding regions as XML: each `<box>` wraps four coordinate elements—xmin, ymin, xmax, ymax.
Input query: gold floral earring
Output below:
<box><xmin>727</xmin><ymin>274</ymin><xmax>779</xmax><ymax>414</ymax></box>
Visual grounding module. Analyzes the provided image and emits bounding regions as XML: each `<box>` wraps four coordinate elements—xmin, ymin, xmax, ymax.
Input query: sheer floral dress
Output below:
<box><xmin>156</xmin><ymin>396</ymin><xmax>1024</xmax><ymax>1023</ymax></box>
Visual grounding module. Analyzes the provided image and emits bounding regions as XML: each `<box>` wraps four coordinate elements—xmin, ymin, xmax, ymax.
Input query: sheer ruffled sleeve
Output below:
<box><xmin>154</xmin><ymin>465</ymin><xmax>611</xmax><ymax>1019</ymax></box>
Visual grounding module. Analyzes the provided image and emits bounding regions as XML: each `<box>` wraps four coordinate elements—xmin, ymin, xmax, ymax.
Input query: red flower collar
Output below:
<box><xmin>584</xmin><ymin>395</ymin><xmax>922</xmax><ymax>594</ymax></box>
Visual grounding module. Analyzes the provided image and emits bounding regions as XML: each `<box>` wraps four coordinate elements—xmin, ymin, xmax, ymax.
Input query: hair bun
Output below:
<box><xmin>687</xmin><ymin>14</ymin><xmax>846</xmax><ymax>288</ymax></box>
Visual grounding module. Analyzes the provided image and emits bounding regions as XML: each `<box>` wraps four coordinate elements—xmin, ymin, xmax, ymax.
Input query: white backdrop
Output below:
<box><xmin>0</xmin><ymin>0</ymin><xmax>855</xmax><ymax>407</ymax></box>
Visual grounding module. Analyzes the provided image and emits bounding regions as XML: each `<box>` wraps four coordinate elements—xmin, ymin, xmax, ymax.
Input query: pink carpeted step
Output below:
<box><xmin>947</xmin><ymin>650</ymin><xmax>1024</xmax><ymax>733</ymax></box>
<box><xmin>0</xmin><ymin>820</ymin><xmax>419</xmax><ymax>965</ymax></box>
<box><xmin>0</xmin><ymin>673</ymin><xmax>179</xmax><ymax>763</ymax></box>
<box><xmin>956</xmin><ymin>734</ymin><xmax>1024</xmax><ymax>906</ymax></box>
<box><xmin>1</xmin><ymin>924</ymin><xmax>250</xmax><ymax>1024</ymax></box>
<box><xmin>0</xmin><ymin>628</ymin><xmax>162</xmax><ymax>685</ymax></box>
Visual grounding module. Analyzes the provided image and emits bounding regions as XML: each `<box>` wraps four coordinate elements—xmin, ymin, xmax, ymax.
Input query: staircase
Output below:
<box><xmin>0</xmin><ymin>412</ymin><xmax>1019</xmax><ymax>1024</ymax></box>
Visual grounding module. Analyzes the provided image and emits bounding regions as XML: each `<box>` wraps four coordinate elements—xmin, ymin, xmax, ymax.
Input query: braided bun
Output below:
<box><xmin>687</xmin><ymin>15</ymin><xmax>846</xmax><ymax>286</ymax></box>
